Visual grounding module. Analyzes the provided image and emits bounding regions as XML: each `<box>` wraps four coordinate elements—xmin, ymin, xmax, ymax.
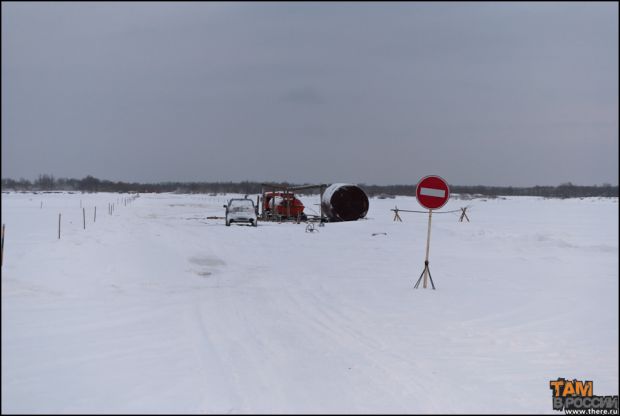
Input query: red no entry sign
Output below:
<box><xmin>416</xmin><ymin>175</ymin><xmax>450</xmax><ymax>210</ymax></box>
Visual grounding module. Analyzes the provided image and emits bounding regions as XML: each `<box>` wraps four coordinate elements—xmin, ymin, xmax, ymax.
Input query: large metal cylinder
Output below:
<box><xmin>321</xmin><ymin>183</ymin><xmax>369</xmax><ymax>221</ymax></box>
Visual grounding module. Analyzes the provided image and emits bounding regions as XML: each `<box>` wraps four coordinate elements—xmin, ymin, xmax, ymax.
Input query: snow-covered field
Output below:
<box><xmin>1</xmin><ymin>191</ymin><xmax>618</xmax><ymax>414</ymax></box>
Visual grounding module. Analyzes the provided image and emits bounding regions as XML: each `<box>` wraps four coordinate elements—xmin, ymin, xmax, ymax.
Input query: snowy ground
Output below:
<box><xmin>1</xmin><ymin>191</ymin><xmax>618</xmax><ymax>414</ymax></box>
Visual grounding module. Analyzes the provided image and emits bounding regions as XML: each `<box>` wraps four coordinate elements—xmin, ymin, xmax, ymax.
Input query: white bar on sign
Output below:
<box><xmin>420</xmin><ymin>187</ymin><xmax>446</xmax><ymax>198</ymax></box>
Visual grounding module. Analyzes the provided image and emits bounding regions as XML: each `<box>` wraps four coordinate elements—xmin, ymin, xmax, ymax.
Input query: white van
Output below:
<box><xmin>224</xmin><ymin>198</ymin><xmax>258</xmax><ymax>227</ymax></box>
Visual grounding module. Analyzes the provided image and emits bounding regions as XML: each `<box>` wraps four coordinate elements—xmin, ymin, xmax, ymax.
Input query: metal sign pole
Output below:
<box><xmin>1</xmin><ymin>224</ymin><xmax>5</xmax><ymax>267</ymax></box>
<box><xmin>414</xmin><ymin>209</ymin><xmax>436</xmax><ymax>290</ymax></box>
<box><xmin>423</xmin><ymin>209</ymin><xmax>432</xmax><ymax>288</ymax></box>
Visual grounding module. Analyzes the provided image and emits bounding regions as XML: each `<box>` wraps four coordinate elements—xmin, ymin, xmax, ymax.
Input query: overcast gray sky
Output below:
<box><xmin>2</xmin><ymin>2</ymin><xmax>618</xmax><ymax>186</ymax></box>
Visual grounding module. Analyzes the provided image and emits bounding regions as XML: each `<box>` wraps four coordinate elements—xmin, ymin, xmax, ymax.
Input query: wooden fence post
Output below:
<box><xmin>393</xmin><ymin>206</ymin><xmax>403</xmax><ymax>222</ymax></box>
<box><xmin>459</xmin><ymin>207</ymin><xmax>470</xmax><ymax>222</ymax></box>
<box><xmin>94</xmin><ymin>206</ymin><xmax>97</xmax><ymax>222</ymax></box>
<box><xmin>83</xmin><ymin>207</ymin><xmax>86</xmax><ymax>230</ymax></box>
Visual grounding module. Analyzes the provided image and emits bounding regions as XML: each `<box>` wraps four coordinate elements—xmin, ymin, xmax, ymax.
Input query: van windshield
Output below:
<box><xmin>229</xmin><ymin>200</ymin><xmax>254</xmax><ymax>208</ymax></box>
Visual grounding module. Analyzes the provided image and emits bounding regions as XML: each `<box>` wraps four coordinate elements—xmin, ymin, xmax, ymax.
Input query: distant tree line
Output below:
<box><xmin>361</xmin><ymin>182</ymin><xmax>618</xmax><ymax>198</ymax></box>
<box><xmin>1</xmin><ymin>175</ymin><xmax>617</xmax><ymax>198</ymax></box>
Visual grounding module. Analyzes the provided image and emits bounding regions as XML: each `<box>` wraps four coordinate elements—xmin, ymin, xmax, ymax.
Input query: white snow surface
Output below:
<box><xmin>1</xmin><ymin>192</ymin><xmax>618</xmax><ymax>413</ymax></box>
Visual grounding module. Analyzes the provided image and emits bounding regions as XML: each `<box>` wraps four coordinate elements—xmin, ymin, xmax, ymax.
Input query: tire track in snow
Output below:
<box><xmin>284</xmin><ymin>286</ymin><xmax>445</xmax><ymax>412</ymax></box>
<box><xmin>183</xmin><ymin>301</ymin><xmax>243</xmax><ymax>413</ymax></box>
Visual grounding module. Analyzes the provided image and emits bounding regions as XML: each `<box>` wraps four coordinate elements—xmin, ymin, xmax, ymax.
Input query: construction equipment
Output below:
<box><xmin>262</xmin><ymin>192</ymin><xmax>307</xmax><ymax>221</ymax></box>
<box><xmin>260</xmin><ymin>183</ymin><xmax>369</xmax><ymax>222</ymax></box>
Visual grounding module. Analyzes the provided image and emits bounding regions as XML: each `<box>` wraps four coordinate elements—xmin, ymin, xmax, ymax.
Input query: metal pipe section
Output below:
<box><xmin>321</xmin><ymin>183</ymin><xmax>369</xmax><ymax>221</ymax></box>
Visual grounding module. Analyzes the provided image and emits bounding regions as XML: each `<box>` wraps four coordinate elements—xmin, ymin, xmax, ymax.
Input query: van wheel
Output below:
<box><xmin>226</xmin><ymin>220</ymin><xmax>230</xmax><ymax>226</ymax></box>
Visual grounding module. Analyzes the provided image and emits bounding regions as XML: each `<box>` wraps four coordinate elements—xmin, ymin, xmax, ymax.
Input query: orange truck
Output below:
<box><xmin>262</xmin><ymin>192</ymin><xmax>306</xmax><ymax>219</ymax></box>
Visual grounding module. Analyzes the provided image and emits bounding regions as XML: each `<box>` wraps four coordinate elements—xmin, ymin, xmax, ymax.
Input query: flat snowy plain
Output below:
<box><xmin>1</xmin><ymin>191</ymin><xmax>618</xmax><ymax>413</ymax></box>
